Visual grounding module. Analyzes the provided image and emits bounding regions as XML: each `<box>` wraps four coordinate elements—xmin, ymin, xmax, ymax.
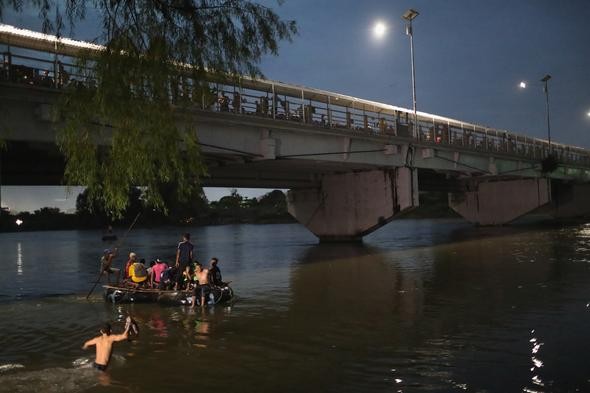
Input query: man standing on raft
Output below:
<box><xmin>100</xmin><ymin>248</ymin><xmax>120</xmax><ymax>285</ymax></box>
<box><xmin>175</xmin><ymin>233</ymin><xmax>194</xmax><ymax>290</ymax></box>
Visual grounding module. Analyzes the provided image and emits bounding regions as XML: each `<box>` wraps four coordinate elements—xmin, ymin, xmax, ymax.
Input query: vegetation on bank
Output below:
<box><xmin>0</xmin><ymin>189</ymin><xmax>294</xmax><ymax>232</ymax></box>
<box><xmin>1</xmin><ymin>190</ymin><xmax>458</xmax><ymax>233</ymax></box>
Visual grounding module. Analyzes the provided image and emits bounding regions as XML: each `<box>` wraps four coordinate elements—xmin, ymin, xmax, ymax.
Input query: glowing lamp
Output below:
<box><xmin>373</xmin><ymin>21</ymin><xmax>386</xmax><ymax>39</ymax></box>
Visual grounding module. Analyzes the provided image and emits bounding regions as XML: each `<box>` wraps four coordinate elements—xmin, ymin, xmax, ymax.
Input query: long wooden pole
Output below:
<box><xmin>85</xmin><ymin>212</ymin><xmax>141</xmax><ymax>299</ymax></box>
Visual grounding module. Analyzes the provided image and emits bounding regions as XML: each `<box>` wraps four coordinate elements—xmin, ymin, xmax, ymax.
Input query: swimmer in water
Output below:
<box><xmin>82</xmin><ymin>317</ymin><xmax>133</xmax><ymax>371</ymax></box>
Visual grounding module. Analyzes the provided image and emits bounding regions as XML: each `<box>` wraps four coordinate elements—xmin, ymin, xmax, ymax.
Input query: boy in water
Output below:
<box><xmin>82</xmin><ymin>317</ymin><xmax>132</xmax><ymax>371</ymax></box>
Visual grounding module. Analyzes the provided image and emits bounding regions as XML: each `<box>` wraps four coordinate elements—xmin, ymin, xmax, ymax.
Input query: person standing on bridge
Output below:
<box><xmin>175</xmin><ymin>233</ymin><xmax>194</xmax><ymax>290</ymax></box>
<box><xmin>218</xmin><ymin>92</ymin><xmax>230</xmax><ymax>111</ymax></box>
<box><xmin>233</xmin><ymin>91</ymin><xmax>242</xmax><ymax>114</ymax></box>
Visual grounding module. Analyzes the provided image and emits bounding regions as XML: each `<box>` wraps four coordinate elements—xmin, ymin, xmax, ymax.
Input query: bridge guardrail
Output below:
<box><xmin>2</xmin><ymin>23</ymin><xmax>590</xmax><ymax>169</ymax></box>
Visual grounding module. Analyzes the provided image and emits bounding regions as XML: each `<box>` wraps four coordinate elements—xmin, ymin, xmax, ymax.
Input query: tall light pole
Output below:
<box><xmin>541</xmin><ymin>74</ymin><xmax>552</xmax><ymax>154</ymax></box>
<box><xmin>519</xmin><ymin>74</ymin><xmax>553</xmax><ymax>156</ymax></box>
<box><xmin>402</xmin><ymin>8</ymin><xmax>419</xmax><ymax>139</ymax></box>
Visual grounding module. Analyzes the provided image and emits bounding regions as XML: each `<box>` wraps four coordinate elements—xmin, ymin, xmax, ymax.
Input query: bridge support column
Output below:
<box><xmin>552</xmin><ymin>183</ymin><xmax>590</xmax><ymax>219</ymax></box>
<box><xmin>449</xmin><ymin>178</ymin><xmax>551</xmax><ymax>225</ymax></box>
<box><xmin>287</xmin><ymin>168</ymin><xmax>419</xmax><ymax>242</ymax></box>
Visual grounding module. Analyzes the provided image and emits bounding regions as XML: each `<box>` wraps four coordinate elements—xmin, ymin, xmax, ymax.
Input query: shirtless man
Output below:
<box><xmin>82</xmin><ymin>317</ymin><xmax>132</xmax><ymax>371</ymax></box>
<box><xmin>190</xmin><ymin>263</ymin><xmax>209</xmax><ymax>309</ymax></box>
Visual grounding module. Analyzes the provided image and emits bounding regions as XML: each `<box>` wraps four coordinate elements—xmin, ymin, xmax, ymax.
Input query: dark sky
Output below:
<box><xmin>256</xmin><ymin>0</ymin><xmax>590</xmax><ymax>147</ymax></box>
<box><xmin>2</xmin><ymin>0</ymin><xmax>590</xmax><ymax>212</ymax></box>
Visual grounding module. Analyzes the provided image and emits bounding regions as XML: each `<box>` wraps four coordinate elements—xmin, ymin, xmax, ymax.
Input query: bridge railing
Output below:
<box><xmin>2</xmin><ymin>24</ymin><xmax>590</xmax><ymax>170</ymax></box>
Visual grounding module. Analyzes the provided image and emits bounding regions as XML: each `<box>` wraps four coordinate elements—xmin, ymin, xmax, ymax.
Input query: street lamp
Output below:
<box><xmin>540</xmin><ymin>74</ymin><xmax>552</xmax><ymax>152</ymax></box>
<box><xmin>402</xmin><ymin>8</ymin><xmax>420</xmax><ymax>138</ymax></box>
<box><xmin>373</xmin><ymin>21</ymin><xmax>387</xmax><ymax>39</ymax></box>
<box><xmin>518</xmin><ymin>74</ymin><xmax>553</xmax><ymax>154</ymax></box>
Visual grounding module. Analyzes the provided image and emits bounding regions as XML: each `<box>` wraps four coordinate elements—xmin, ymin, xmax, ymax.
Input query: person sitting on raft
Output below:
<box><xmin>150</xmin><ymin>259</ymin><xmax>168</xmax><ymax>289</ymax></box>
<box><xmin>207</xmin><ymin>257</ymin><xmax>224</xmax><ymax>287</ymax></box>
<box><xmin>123</xmin><ymin>252</ymin><xmax>138</xmax><ymax>282</ymax></box>
<box><xmin>100</xmin><ymin>249</ymin><xmax>120</xmax><ymax>285</ymax></box>
<box><xmin>128</xmin><ymin>258</ymin><xmax>148</xmax><ymax>288</ymax></box>
<box><xmin>159</xmin><ymin>265</ymin><xmax>177</xmax><ymax>290</ymax></box>
<box><xmin>82</xmin><ymin>317</ymin><xmax>132</xmax><ymax>371</ymax></box>
<box><xmin>146</xmin><ymin>259</ymin><xmax>155</xmax><ymax>279</ymax></box>
<box><xmin>181</xmin><ymin>264</ymin><xmax>193</xmax><ymax>290</ymax></box>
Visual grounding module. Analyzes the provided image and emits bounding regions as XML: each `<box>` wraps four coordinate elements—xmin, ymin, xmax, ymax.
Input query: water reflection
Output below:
<box><xmin>523</xmin><ymin>330</ymin><xmax>545</xmax><ymax>393</ymax></box>
<box><xmin>16</xmin><ymin>242</ymin><xmax>23</xmax><ymax>276</ymax></box>
<box><xmin>2</xmin><ymin>221</ymin><xmax>590</xmax><ymax>392</ymax></box>
<box><xmin>283</xmin><ymin>225</ymin><xmax>590</xmax><ymax>392</ymax></box>
<box><xmin>148</xmin><ymin>312</ymin><xmax>169</xmax><ymax>338</ymax></box>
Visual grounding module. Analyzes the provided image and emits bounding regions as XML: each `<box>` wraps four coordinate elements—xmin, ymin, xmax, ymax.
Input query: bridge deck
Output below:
<box><xmin>1</xmin><ymin>23</ymin><xmax>590</xmax><ymax>173</ymax></box>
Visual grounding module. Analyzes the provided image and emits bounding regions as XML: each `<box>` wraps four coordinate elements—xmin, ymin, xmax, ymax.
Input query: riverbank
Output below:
<box><xmin>0</xmin><ymin>191</ymin><xmax>457</xmax><ymax>233</ymax></box>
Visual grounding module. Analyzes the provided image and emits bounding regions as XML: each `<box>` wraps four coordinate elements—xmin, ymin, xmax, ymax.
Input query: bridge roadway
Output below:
<box><xmin>2</xmin><ymin>24</ymin><xmax>590</xmax><ymax>241</ymax></box>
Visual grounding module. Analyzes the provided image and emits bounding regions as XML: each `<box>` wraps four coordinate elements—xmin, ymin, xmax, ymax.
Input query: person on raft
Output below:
<box><xmin>128</xmin><ymin>258</ymin><xmax>148</xmax><ymax>288</ymax></box>
<box><xmin>100</xmin><ymin>249</ymin><xmax>120</xmax><ymax>285</ymax></box>
<box><xmin>123</xmin><ymin>252</ymin><xmax>138</xmax><ymax>282</ymax></box>
<box><xmin>175</xmin><ymin>233</ymin><xmax>194</xmax><ymax>290</ymax></box>
<box><xmin>190</xmin><ymin>263</ymin><xmax>210</xmax><ymax>309</ymax></box>
<box><xmin>150</xmin><ymin>258</ymin><xmax>168</xmax><ymax>288</ymax></box>
<box><xmin>180</xmin><ymin>264</ymin><xmax>193</xmax><ymax>290</ymax></box>
<box><xmin>82</xmin><ymin>317</ymin><xmax>133</xmax><ymax>371</ymax></box>
<box><xmin>208</xmin><ymin>257</ymin><xmax>224</xmax><ymax>287</ymax></box>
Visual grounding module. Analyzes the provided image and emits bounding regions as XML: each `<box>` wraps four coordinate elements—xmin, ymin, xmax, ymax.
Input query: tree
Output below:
<box><xmin>258</xmin><ymin>189</ymin><xmax>286</xmax><ymax>210</ymax></box>
<box><xmin>155</xmin><ymin>181</ymin><xmax>210</xmax><ymax>223</ymax></box>
<box><xmin>217</xmin><ymin>188</ymin><xmax>243</xmax><ymax>210</ymax></box>
<box><xmin>76</xmin><ymin>186</ymin><xmax>144</xmax><ymax>226</ymax></box>
<box><xmin>3</xmin><ymin>1</ymin><xmax>297</xmax><ymax>218</ymax></box>
<box><xmin>33</xmin><ymin>207</ymin><xmax>61</xmax><ymax>216</ymax></box>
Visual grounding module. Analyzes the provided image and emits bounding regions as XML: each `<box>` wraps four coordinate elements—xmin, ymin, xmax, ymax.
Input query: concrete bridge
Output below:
<box><xmin>2</xmin><ymin>24</ymin><xmax>590</xmax><ymax>241</ymax></box>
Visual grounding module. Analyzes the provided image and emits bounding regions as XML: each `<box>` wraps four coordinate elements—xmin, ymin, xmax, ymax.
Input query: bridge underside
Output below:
<box><xmin>0</xmin><ymin>140</ymin><xmax>459</xmax><ymax>191</ymax></box>
<box><xmin>3</xmin><ymin>141</ymin><xmax>590</xmax><ymax>237</ymax></box>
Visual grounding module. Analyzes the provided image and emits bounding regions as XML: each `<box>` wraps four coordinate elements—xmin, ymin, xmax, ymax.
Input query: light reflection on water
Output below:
<box><xmin>0</xmin><ymin>220</ymin><xmax>590</xmax><ymax>392</ymax></box>
<box><xmin>524</xmin><ymin>330</ymin><xmax>545</xmax><ymax>393</ymax></box>
<box><xmin>16</xmin><ymin>242</ymin><xmax>22</xmax><ymax>276</ymax></box>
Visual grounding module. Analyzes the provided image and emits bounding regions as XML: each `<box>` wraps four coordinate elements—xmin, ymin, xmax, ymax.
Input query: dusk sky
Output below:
<box><xmin>2</xmin><ymin>0</ymin><xmax>590</xmax><ymax>212</ymax></box>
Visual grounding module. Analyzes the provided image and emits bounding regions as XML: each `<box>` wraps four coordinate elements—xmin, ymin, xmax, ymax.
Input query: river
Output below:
<box><xmin>0</xmin><ymin>219</ymin><xmax>589</xmax><ymax>392</ymax></box>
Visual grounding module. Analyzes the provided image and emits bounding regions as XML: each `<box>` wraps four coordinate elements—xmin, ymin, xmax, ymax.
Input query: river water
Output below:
<box><xmin>1</xmin><ymin>219</ymin><xmax>590</xmax><ymax>392</ymax></box>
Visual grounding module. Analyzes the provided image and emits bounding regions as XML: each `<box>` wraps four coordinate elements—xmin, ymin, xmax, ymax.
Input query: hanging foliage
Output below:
<box><xmin>3</xmin><ymin>0</ymin><xmax>297</xmax><ymax>217</ymax></box>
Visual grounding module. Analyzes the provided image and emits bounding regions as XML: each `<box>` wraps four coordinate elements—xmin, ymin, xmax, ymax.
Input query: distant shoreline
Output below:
<box><xmin>0</xmin><ymin>212</ymin><xmax>462</xmax><ymax>234</ymax></box>
<box><xmin>0</xmin><ymin>190</ymin><xmax>459</xmax><ymax>233</ymax></box>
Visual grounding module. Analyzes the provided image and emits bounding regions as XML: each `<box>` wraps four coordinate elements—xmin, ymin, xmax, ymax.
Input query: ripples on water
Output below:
<box><xmin>1</xmin><ymin>220</ymin><xmax>590</xmax><ymax>392</ymax></box>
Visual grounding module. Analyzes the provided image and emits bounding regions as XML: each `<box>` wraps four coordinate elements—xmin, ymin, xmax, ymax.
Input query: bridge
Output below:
<box><xmin>2</xmin><ymin>24</ymin><xmax>590</xmax><ymax>241</ymax></box>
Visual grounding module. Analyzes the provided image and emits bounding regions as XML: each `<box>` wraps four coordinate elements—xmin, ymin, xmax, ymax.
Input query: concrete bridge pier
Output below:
<box><xmin>551</xmin><ymin>183</ymin><xmax>590</xmax><ymax>219</ymax></box>
<box><xmin>287</xmin><ymin>168</ymin><xmax>419</xmax><ymax>242</ymax></box>
<box><xmin>449</xmin><ymin>178</ymin><xmax>552</xmax><ymax>225</ymax></box>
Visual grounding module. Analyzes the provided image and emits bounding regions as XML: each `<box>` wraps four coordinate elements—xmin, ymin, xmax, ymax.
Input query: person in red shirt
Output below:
<box><xmin>151</xmin><ymin>259</ymin><xmax>168</xmax><ymax>289</ymax></box>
